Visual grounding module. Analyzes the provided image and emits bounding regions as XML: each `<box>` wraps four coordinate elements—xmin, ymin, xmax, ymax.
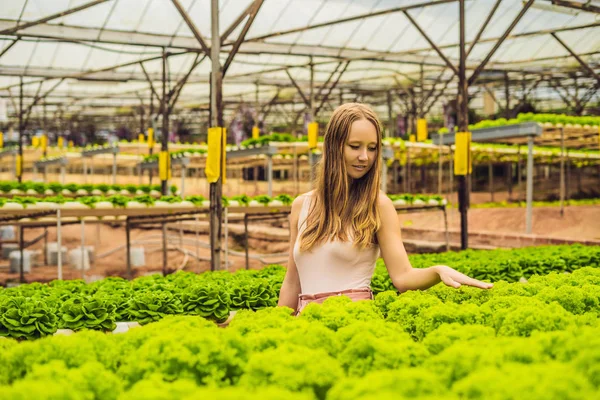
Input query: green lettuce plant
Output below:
<box><xmin>181</xmin><ymin>283</ymin><xmax>231</xmax><ymax>323</ymax></box>
<box><xmin>125</xmin><ymin>291</ymin><xmax>183</xmax><ymax>325</ymax></box>
<box><xmin>59</xmin><ymin>296</ymin><xmax>117</xmax><ymax>331</ymax></box>
<box><xmin>185</xmin><ymin>195</ymin><xmax>206</xmax><ymax>206</ymax></box>
<box><xmin>0</xmin><ymin>296</ymin><xmax>58</xmax><ymax>339</ymax></box>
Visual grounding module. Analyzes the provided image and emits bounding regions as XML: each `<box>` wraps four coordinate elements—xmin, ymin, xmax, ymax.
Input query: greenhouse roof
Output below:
<box><xmin>0</xmin><ymin>0</ymin><xmax>599</xmax><ymax>123</ymax></box>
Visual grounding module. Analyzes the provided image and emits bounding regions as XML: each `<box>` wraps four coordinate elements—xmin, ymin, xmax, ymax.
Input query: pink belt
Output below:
<box><xmin>295</xmin><ymin>287</ymin><xmax>374</xmax><ymax>316</ymax></box>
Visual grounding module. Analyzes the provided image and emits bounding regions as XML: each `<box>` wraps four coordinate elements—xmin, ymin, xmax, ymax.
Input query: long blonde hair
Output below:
<box><xmin>299</xmin><ymin>103</ymin><xmax>382</xmax><ymax>252</ymax></box>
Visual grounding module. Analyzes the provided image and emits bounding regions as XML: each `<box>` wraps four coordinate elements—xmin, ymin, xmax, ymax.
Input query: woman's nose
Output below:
<box><xmin>358</xmin><ymin>150</ymin><xmax>368</xmax><ymax>161</ymax></box>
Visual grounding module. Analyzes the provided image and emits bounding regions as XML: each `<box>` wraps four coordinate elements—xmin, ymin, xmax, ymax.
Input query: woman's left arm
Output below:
<box><xmin>376</xmin><ymin>194</ymin><xmax>493</xmax><ymax>292</ymax></box>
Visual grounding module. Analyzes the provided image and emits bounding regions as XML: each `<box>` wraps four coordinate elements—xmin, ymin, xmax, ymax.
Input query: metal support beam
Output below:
<box><xmin>505</xmin><ymin>71</ymin><xmax>510</xmax><ymax>117</ymax></box>
<box><xmin>286</xmin><ymin>69</ymin><xmax>310</xmax><ymax>107</ymax></box>
<box><xmin>18</xmin><ymin>77</ymin><xmax>23</xmax><ymax>183</ymax></box>
<box><xmin>580</xmin><ymin>83</ymin><xmax>600</xmax><ymax>109</ymax></box>
<box><xmin>466</xmin><ymin>0</ymin><xmax>502</xmax><ymax>58</ymax></box>
<box><xmin>550</xmin><ymin>0</ymin><xmax>600</xmax><ymax>13</ymax></box>
<box><xmin>402</xmin><ymin>11</ymin><xmax>459</xmax><ymax>75</ymax></box>
<box><xmin>171</xmin><ymin>0</ymin><xmax>211</xmax><ymax>57</ymax></box>
<box><xmin>161</xmin><ymin>49</ymin><xmax>169</xmax><ymax>196</ymax></box>
<box><xmin>209</xmin><ymin>0</ymin><xmax>223</xmax><ymax>271</ymax></box>
<box><xmin>560</xmin><ymin>127</ymin><xmax>565</xmax><ymax>216</ymax></box>
<box><xmin>525</xmin><ymin>135</ymin><xmax>534</xmax><ymax>234</ymax></box>
<box><xmin>315</xmin><ymin>61</ymin><xmax>350</xmax><ymax>117</ymax></box>
<box><xmin>267</xmin><ymin>155</ymin><xmax>273</xmax><ymax>197</ymax></box>
<box><xmin>23</xmin><ymin>78</ymin><xmax>65</xmax><ymax>129</ymax></box>
<box><xmin>468</xmin><ymin>0</ymin><xmax>535</xmax><ymax>86</ymax></box>
<box><xmin>551</xmin><ymin>32</ymin><xmax>600</xmax><ymax>84</ymax></box>
<box><xmin>140</xmin><ymin>62</ymin><xmax>161</xmax><ymax>103</ymax></box>
<box><xmin>522</xmin><ymin>78</ymin><xmax>542</xmax><ymax>100</ymax></box>
<box><xmin>259</xmin><ymin>89</ymin><xmax>280</xmax><ymax>119</ymax></box>
<box><xmin>222</xmin><ymin>0</ymin><xmax>264</xmax><ymax>76</ymax></box>
<box><xmin>0</xmin><ymin>17</ymin><xmax>594</xmax><ymax>69</ymax></box>
<box><xmin>419</xmin><ymin>63</ymin><xmax>425</xmax><ymax>116</ymax></box>
<box><xmin>419</xmin><ymin>67</ymin><xmax>450</xmax><ymax>111</ymax></box>
<box><xmin>423</xmin><ymin>75</ymin><xmax>454</xmax><ymax>115</ymax></box>
<box><xmin>0</xmin><ymin>38</ymin><xmax>19</xmax><ymax>60</ymax></box>
<box><xmin>246</xmin><ymin>0</ymin><xmax>458</xmax><ymax>43</ymax></box>
<box><xmin>387</xmin><ymin>91</ymin><xmax>393</xmax><ymax>138</ymax></box>
<box><xmin>169</xmin><ymin>54</ymin><xmax>206</xmax><ymax>112</ymax></box>
<box><xmin>483</xmin><ymin>84</ymin><xmax>502</xmax><ymax>110</ymax></box>
<box><xmin>548</xmin><ymin>80</ymin><xmax>574</xmax><ymax>108</ymax></box>
<box><xmin>550</xmin><ymin>76</ymin><xmax>582</xmax><ymax>106</ymax></box>
<box><xmin>221</xmin><ymin>1</ymin><xmax>256</xmax><ymax>44</ymax></box>
<box><xmin>457</xmin><ymin>0</ymin><xmax>469</xmax><ymax>250</ymax></box>
<box><xmin>0</xmin><ymin>0</ymin><xmax>110</xmax><ymax>35</ymax></box>
<box><xmin>316</xmin><ymin>62</ymin><xmax>343</xmax><ymax>99</ymax></box>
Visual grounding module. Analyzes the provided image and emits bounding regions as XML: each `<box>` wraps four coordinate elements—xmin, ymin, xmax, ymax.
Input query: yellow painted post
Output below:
<box><xmin>41</xmin><ymin>134</ymin><xmax>48</xmax><ymax>152</ymax></box>
<box><xmin>417</xmin><ymin>119</ymin><xmax>428</xmax><ymax>141</ymax></box>
<box><xmin>57</xmin><ymin>136</ymin><xmax>64</xmax><ymax>148</ymax></box>
<box><xmin>138</xmin><ymin>133</ymin><xmax>145</xmax><ymax>143</ymax></box>
<box><xmin>158</xmin><ymin>151</ymin><xmax>171</xmax><ymax>180</ymax></box>
<box><xmin>454</xmin><ymin>131</ymin><xmax>472</xmax><ymax>175</ymax></box>
<box><xmin>147</xmin><ymin>128</ymin><xmax>154</xmax><ymax>148</ymax></box>
<box><xmin>308</xmin><ymin>122</ymin><xmax>318</xmax><ymax>149</ymax></box>
<box><xmin>68</xmin><ymin>140</ymin><xmax>74</xmax><ymax>148</ymax></box>
<box><xmin>222</xmin><ymin>128</ymin><xmax>226</xmax><ymax>184</ymax></box>
<box><xmin>0</xmin><ymin>132</ymin><xmax>3</xmax><ymax>148</ymax></box>
<box><xmin>16</xmin><ymin>155</ymin><xmax>22</xmax><ymax>178</ymax></box>
<box><xmin>32</xmin><ymin>136</ymin><xmax>40</xmax><ymax>147</ymax></box>
<box><xmin>409</xmin><ymin>134</ymin><xmax>416</xmax><ymax>143</ymax></box>
<box><xmin>205</xmin><ymin>127</ymin><xmax>227</xmax><ymax>184</ymax></box>
<box><xmin>252</xmin><ymin>126</ymin><xmax>259</xmax><ymax>139</ymax></box>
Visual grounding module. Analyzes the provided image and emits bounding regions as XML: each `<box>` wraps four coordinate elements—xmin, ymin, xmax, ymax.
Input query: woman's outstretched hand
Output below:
<box><xmin>434</xmin><ymin>265</ymin><xmax>494</xmax><ymax>290</ymax></box>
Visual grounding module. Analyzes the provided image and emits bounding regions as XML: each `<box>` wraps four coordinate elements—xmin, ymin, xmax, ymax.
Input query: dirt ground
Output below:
<box><xmin>0</xmin><ymin>223</ymin><xmax>273</xmax><ymax>285</ymax></box>
<box><xmin>1</xmin><ymin>199</ymin><xmax>598</xmax><ymax>285</ymax></box>
<box><xmin>397</xmin><ymin>205</ymin><xmax>600</xmax><ymax>241</ymax></box>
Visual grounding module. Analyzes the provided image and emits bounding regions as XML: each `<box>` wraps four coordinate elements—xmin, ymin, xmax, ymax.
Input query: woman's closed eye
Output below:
<box><xmin>349</xmin><ymin>145</ymin><xmax>377</xmax><ymax>151</ymax></box>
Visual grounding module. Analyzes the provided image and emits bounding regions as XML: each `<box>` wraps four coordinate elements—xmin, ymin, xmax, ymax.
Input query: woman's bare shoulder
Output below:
<box><xmin>293</xmin><ymin>190</ymin><xmax>315</xmax><ymax>204</ymax></box>
<box><xmin>378</xmin><ymin>190</ymin><xmax>394</xmax><ymax>208</ymax></box>
<box><xmin>290</xmin><ymin>191</ymin><xmax>310</xmax><ymax>217</ymax></box>
<box><xmin>290</xmin><ymin>191</ymin><xmax>315</xmax><ymax>219</ymax></box>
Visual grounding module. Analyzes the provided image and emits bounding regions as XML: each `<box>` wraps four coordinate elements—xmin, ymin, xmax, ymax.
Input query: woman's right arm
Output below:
<box><xmin>277</xmin><ymin>195</ymin><xmax>304</xmax><ymax>311</ymax></box>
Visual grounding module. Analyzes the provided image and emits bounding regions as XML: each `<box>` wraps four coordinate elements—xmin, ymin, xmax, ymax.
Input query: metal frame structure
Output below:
<box><xmin>0</xmin><ymin>1</ymin><xmax>598</xmax><ymax>124</ymax></box>
<box><xmin>434</xmin><ymin>122</ymin><xmax>544</xmax><ymax>234</ymax></box>
<box><xmin>0</xmin><ymin>0</ymin><xmax>598</xmax><ymax>261</ymax></box>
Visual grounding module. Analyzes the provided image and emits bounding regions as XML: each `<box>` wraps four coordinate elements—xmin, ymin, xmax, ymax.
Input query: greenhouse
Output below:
<box><xmin>0</xmin><ymin>1</ymin><xmax>599</xmax><ymax>399</ymax></box>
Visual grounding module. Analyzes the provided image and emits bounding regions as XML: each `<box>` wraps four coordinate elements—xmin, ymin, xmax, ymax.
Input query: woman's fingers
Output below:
<box><xmin>453</xmin><ymin>272</ymin><xmax>493</xmax><ymax>290</ymax></box>
<box><xmin>441</xmin><ymin>274</ymin><xmax>461</xmax><ymax>288</ymax></box>
<box><xmin>438</xmin><ymin>265</ymin><xmax>494</xmax><ymax>290</ymax></box>
<box><xmin>461</xmin><ymin>276</ymin><xmax>493</xmax><ymax>289</ymax></box>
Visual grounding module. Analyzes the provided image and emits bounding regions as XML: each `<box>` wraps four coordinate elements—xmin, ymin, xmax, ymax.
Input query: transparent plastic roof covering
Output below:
<box><xmin>0</xmin><ymin>0</ymin><xmax>598</xmax><ymax>118</ymax></box>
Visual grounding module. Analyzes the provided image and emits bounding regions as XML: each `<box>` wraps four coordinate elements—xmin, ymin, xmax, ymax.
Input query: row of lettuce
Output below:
<box><xmin>438</xmin><ymin>112</ymin><xmax>600</xmax><ymax>134</ymax></box>
<box><xmin>469</xmin><ymin>198</ymin><xmax>600</xmax><ymax>208</ymax></box>
<box><xmin>0</xmin><ymin>193</ymin><xmax>447</xmax><ymax>210</ymax></box>
<box><xmin>1</xmin><ymin>266</ymin><xmax>599</xmax><ymax>399</ymax></box>
<box><xmin>3</xmin><ymin>181</ymin><xmax>599</xmax><ymax>210</ymax></box>
<box><xmin>0</xmin><ymin>181</ymin><xmax>175</xmax><ymax>197</ymax></box>
<box><xmin>1</xmin><ymin>245</ymin><xmax>598</xmax><ymax>340</ymax></box>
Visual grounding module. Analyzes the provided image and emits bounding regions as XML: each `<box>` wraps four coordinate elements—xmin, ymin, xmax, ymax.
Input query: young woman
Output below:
<box><xmin>278</xmin><ymin>103</ymin><xmax>493</xmax><ymax>315</ymax></box>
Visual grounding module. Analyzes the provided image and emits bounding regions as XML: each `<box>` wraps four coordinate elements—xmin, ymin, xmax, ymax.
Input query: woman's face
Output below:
<box><xmin>344</xmin><ymin>119</ymin><xmax>378</xmax><ymax>181</ymax></box>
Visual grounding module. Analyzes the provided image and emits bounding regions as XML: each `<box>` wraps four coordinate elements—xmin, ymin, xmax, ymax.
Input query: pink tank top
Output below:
<box><xmin>293</xmin><ymin>192</ymin><xmax>380</xmax><ymax>295</ymax></box>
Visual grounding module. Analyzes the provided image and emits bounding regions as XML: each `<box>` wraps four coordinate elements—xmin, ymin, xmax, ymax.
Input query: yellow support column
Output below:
<box><xmin>417</xmin><ymin>119</ymin><xmax>428</xmax><ymax>142</ymax></box>
<box><xmin>307</xmin><ymin>122</ymin><xmax>318</xmax><ymax>149</ymax></box>
<box><xmin>205</xmin><ymin>127</ymin><xmax>227</xmax><ymax>184</ymax></box>
<box><xmin>454</xmin><ymin>131</ymin><xmax>472</xmax><ymax>176</ymax></box>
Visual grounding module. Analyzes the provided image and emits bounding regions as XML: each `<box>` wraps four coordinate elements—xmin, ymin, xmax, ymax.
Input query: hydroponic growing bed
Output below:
<box><xmin>1</xmin><ymin>245</ymin><xmax>599</xmax><ymax>399</ymax></box>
